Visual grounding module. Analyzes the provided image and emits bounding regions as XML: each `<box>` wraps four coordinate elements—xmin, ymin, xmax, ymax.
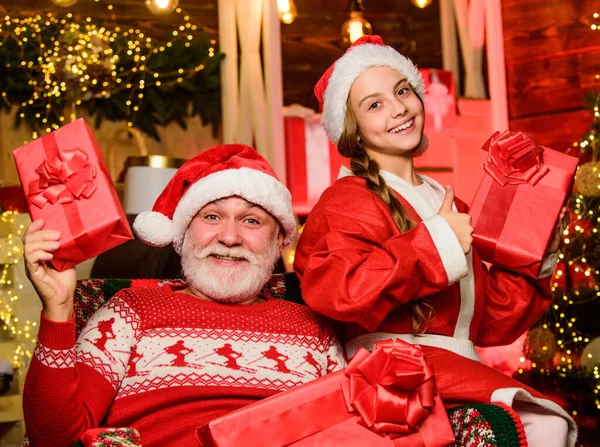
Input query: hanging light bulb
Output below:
<box><xmin>411</xmin><ymin>0</ymin><xmax>433</xmax><ymax>8</ymax></box>
<box><xmin>341</xmin><ymin>0</ymin><xmax>372</xmax><ymax>45</ymax></box>
<box><xmin>277</xmin><ymin>0</ymin><xmax>298</xmax><ymax>25</ymax></box>
<box><xmin>50</xmin><ymin>0</ymin><xmax>79</xmax><ymax>6</ymax></box>
<box><xmin>146</xmin><ymin>0</ymin><xmax>179</xmax><ymax>15</ymax></box>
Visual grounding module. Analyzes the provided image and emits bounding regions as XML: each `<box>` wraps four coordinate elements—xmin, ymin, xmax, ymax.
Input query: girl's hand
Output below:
<box><xmin>23</xmin><ymin>219</ymin><xmax>76</xmax><ymax>322</ymax></box>
<box><xmin>438</xmin><ymin>186</ymin><xmax>474</xmax><ymax>254</ymax></box>
<box><xmin>547</xmin><ymin>207</ymin><xmax>569</xmax><ymax>254</ymax></box>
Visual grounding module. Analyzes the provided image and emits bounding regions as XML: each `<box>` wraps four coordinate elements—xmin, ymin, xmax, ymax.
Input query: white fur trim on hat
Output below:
<box><xmin>133</xmin><ymin>211</ymin><xmax>174</xmax><ymax>247</ymax></box>
<box><xmin>169</xmin><ymin>167</ymin><xmax>296</xmax><ymax>253</ymax></box>
<box><xmin>323</xmin><ymin>43</ymin><xmax>425</xmax><ymax>145</ymax></box>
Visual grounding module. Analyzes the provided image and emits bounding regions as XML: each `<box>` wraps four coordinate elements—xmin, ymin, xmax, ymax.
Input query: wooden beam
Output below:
<box><xmin>453</xmin><ymin>0</ymin><xmax>486</xmax><ymax>98</ymax></box>
<box><xmin>485</xmin><ymin>0</ymin><xmax>509</xmax><ymax>131</ymax></box>
<box><xmin>263</xmin><ymin>0</ymin><xmax>286</xmax><ymax>182</ymax></box>
<box><xmin>218</xmin><ymin>0</ymin><xmax>238</xmax><ymax>143</ymax></box>
<box><xmin>439</xmin><ymin>0</ymin><xmax>460</xmax><ymax>92</ymax></box>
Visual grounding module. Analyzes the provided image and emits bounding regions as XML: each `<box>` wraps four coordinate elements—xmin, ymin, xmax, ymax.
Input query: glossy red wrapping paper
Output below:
<box><xmin>470</xmin><ymin>131</ymin><xmax>578</xmax><ymax>278</ymax></box>
<box><xmin>13</xmin><ymin>119</ymin><xmax>133</xmax><ymax>271</ymax></box>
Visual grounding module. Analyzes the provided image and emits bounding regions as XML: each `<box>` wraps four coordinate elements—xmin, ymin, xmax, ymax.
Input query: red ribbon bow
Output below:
<box><xmin>28</xmin><ymin>147</ymin><xmax>97</xmax><ymax>208</ymax></box>
<box><xmin>483</xmin><ymin>130</ymin><xmax>549</xmax><ymax>186</ymax></box>
<box><xmin>343</xmin><ymin>340</ymin><xmax>437</xmax><ymax>438</ymax></box>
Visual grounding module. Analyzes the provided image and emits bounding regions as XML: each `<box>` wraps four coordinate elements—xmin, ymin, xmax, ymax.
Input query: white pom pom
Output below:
<box><xmin>133</xmin><ymin>211</ymin><xmax>174</xmax><ymax>247</ymax></box>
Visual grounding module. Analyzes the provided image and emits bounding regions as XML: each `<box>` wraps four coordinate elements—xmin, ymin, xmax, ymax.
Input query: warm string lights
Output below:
<box><xmin>591</xmin><ymin>12</ymin><xmax>599</xmax><ymax>31</ymax></box>
<box><xmin>146</xmin><ymin>0</ymin><xmax>180</xmax><ymax>16</ymax></box>
<box><xmin>411</xmin><ymin>0</ymin><xmax>433</xmax><ymax>8</ymax></box>
<box><xmin>548</xmin><ymin>187</ymin><xmax>600</xmax><ymax>410</ymax></box>
<box><xmin>0</xmin><ymin>211</ymin><xmax>37</xmax><ymax>369</ymax></box>
<box><xmin>0</xmin><ymin>6</ymin><xmax>223</xmax><ymax>142</ymax></box>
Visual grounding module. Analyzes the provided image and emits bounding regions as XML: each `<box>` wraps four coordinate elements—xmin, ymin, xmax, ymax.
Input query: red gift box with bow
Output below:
<box><xmin>12</xmin><ymin>118</ymin><xmax>133</xmax><ymax>271</ymax></box>
<box><xmin>197</xmin><ymin>339</ymin><xmax>454</xmax><ymax>447</ymax></box>
<box><xmin>470</xmin><ymin>131</ymin><xmax>578</xmax><ymax>278</ymax></box>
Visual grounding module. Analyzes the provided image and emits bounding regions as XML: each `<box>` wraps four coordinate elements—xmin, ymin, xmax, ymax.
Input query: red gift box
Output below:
<box><xmin>284</xmin><ymin>115</ymin><xmax>349</xmax><ymax>215</ymax></box>
<box><xmin>197</xmin><ymin>339</ymin><xmax>455</xmax><ymax>447</ymax></box>
<box><xmin>470</xmin><ymin>131</ymin><xmax>578</xmax><ymax>278</ymax></box>
<box><xmin>12</xmin><ymin>119</ymin><xmax>133</xmax><ymax>271</ymax></box>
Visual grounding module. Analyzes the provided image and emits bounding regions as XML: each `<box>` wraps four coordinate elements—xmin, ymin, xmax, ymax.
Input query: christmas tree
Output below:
<box><xmin>518</xmin><ymin>92</ymin><xmax>600</xmax><ymax>445</ymax></box>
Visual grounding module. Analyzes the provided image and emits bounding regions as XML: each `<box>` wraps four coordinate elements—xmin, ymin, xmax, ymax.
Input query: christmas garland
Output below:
<box><xmin>0</xmin><ymin>13</ymin><xmax>224</xmax><ymax>141</ymax></box>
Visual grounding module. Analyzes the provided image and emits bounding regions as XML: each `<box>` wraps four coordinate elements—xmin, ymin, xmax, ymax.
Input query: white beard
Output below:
<box><xmin>180</xmin><ymin>233</ymin><xmax>280</xmax><ymax>304</ymax></box>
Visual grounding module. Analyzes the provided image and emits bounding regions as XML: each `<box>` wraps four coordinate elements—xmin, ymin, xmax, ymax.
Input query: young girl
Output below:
<box><xmin>294</xmin><ymin>35</ymin><xmax>576</xmax><ymax>446</ymax></box>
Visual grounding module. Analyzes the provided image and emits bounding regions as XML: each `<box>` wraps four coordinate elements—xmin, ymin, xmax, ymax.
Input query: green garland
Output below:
<box><xmin>0</xmin><ymin>13</ymin><xmax>224</xmax><ymax>141</ymax></box>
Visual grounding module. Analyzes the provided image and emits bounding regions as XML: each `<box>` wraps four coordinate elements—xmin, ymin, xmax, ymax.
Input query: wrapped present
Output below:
<box><xmin>12</xmin><ymin>119</ymin><xmax>133</xmax><ymax>271</ymax></box>
<box><xmin>470</xmin><ymin>131</ymin><xmax>578</xmax><ymax>278</ymax></box>
<box><xmin>283</xmin><ymin>107</ymin><xmax>349</xmax><ymax>214</ymax></box>
<box><xmin>197</xmin><ymin>339</ymin><xmax>454</xmax><ymax>447</ymax></box>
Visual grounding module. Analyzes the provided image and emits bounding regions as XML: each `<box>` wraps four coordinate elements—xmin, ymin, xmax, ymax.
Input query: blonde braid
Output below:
<box><xmin>349</xmin><ymin>150</ymin><xmax>413</xmax><ymax>233</ymax></box>
<box><xmin>338</xmin><ymin>98</ymin><xmax>434</xmax><ymax>334</ymax></box>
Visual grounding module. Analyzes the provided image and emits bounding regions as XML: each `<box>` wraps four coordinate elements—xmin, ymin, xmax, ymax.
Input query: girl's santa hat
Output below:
<box><xmin>314</xmin><ymin>35</ymin><xmax>428</xmax><ymax>156</ymax></box>
<box><xmin>133</xmin><ymin>144</ymin><xmax>297</xmax><ymax>253</ymax></box>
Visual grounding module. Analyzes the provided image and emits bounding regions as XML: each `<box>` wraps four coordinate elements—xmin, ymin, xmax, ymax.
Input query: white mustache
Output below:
<box><xmin>196</xmin><ymin>244</ymin><xmax>258</xmax><ymax>265</ymax></box>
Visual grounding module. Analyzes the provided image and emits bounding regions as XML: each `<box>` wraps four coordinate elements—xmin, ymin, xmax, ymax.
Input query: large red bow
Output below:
<box><xmin>483</xmin><ymin>130</ymin><xmax>549</xmax><ymax>186</ymax></box>
<box><xmin>343</xmin><ymin>339</ymin><xmax>436</xmax><ymax>439</ymax></box>
<box><xmin>28</xmin><ymin>147</ymin><xmax>97</xmax><ymax>208</ymax></box>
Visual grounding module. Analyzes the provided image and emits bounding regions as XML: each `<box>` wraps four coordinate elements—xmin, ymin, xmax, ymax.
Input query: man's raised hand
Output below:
<box><xmin>23</xmin><ymin>219</ymin><xmax>76</xmax><ymax>322</ymax></box>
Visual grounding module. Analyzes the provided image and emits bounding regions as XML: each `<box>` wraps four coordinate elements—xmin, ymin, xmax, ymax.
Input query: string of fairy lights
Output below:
<box><xmin>559</xmin><ymin>119</ymin><xmax>600</xmax><ymax>406</ymax></box>
<box><xmin>0</xmin><ymin>1</ymin><xmax>216</xmax><ymax>143</ymax></box>
<box><xmin>0</xmin><ymin>211</ymin><xmax>37</xmax><ymax>369</ymax></box>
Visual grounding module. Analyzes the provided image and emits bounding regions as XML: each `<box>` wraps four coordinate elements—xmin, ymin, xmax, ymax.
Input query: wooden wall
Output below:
<box><xmin>503</xmin><ymin>0</ymin><xmax>600</xmax><ymax>150</ymax></box>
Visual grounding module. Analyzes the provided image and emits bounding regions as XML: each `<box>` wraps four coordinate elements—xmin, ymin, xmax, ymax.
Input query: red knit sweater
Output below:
<box><xmin>24</xmin><ymin>287</ymin><xmax>346</xmax><ymax>446</ymax></box>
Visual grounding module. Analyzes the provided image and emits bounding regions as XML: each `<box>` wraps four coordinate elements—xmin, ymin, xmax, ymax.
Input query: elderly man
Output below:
<box><xmin>22</xmin><ymin>144</ymin><xmax>346</xmax><ymax>446</ymax></box>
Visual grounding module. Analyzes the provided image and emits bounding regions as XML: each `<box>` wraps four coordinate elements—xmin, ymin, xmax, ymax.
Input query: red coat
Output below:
<box><xmin>295</xmin><ymin>173</ymin><xmax>553</xmax><ymax>346</ymax></box>
<box><xmin>294</xmin><ymin>170</ymin><xmax>575</xmax><ymax>444</ymax></box>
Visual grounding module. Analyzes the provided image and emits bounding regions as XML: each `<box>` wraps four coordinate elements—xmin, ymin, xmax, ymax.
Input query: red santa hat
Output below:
<box><xmin>314</xmin><ymin>35</ymin><xmax>428</xmax><ymax>156</ymax></box>
<box><xmin>133</xmin><ymin>144</ymin><xmax>297</xmax><ymax>253</ymax></box>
